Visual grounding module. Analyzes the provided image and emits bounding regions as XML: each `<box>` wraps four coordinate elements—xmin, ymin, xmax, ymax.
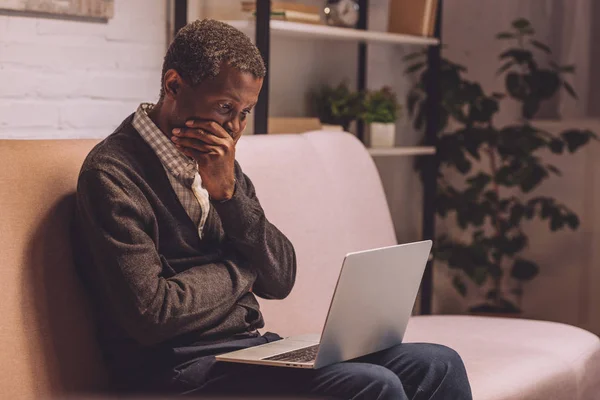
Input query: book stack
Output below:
<box><xmin>387</xmin><ymin>0</ymin><xmax>438</xmax><ymax>37</ymax></box>
<box><xmin>241</xmin><ymin>1</ymin><xmax>322</xmax><ymax>25</ymax></box>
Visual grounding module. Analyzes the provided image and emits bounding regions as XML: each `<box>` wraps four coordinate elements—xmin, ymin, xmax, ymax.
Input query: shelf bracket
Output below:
<box><xmin>254</xmin><ymin>0</ymin><xmax>271</xmax><ymax>134</ymax></box>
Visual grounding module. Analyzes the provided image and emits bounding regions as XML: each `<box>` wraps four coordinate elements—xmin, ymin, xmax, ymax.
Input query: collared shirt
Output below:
<box><xmin>132</xmin><ymin>103</ymin><xmax>210</xmax><ymax>238</ymax></box>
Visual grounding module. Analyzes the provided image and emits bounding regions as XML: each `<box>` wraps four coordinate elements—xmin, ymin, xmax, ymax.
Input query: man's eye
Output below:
<box><xmin>242</xmin><ymin>109</ymin><xmax>251</xmax><ymax>116</ymax></box>
<box><xmin>220</xmin><ymin>104</ymin><xmax>232</xmax><ymax>111</ymax></box>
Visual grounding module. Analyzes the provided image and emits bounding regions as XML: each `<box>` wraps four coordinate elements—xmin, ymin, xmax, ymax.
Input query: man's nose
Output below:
<box><xmin>225</xmin><ymin>117</ymin><xmax>241</xmax><ymax>136</ymax></box>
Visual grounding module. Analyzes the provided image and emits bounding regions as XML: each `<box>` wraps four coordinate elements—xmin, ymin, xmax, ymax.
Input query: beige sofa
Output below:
<box><xmin>1</xmin><ymin>131</ymin><xmax>600</xmax><ymax>399</ymax></box>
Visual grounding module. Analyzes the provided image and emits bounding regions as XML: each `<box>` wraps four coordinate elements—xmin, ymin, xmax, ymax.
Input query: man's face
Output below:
<box><xmin>164</xmin><ymin>63</ymin><xmax>263</xmax><ymax>143</ymax></box>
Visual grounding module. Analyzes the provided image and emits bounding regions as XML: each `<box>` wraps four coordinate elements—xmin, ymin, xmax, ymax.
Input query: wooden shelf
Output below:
<box><xmin>367</xmin><ymin>146</ymin><xmax>436</xmax><ymax>157</ymax></box>
<box><xmin>223</xmin><ymin>20</ymin><xmax>440</xmax><ymax>46</ymax></box>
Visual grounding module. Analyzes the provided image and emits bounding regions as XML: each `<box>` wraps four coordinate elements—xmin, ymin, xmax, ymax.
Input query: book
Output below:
<box><xmin>255</xmin><ymin>10</ymin><xmax>321</xmax><ymax>24</ymax></box>
<box><xmin>241</xmin><ymin>1</ymin><xmax>320</xmax><ymax>15</ymax></box>
<box><xmin>267</xmin><ymin>117</ymin><xmax>322</xmax><ymax>134</ymax></box>
<box><xmin>387</xmin><ymin>0</ymin><xmax>439</xmax><ymax>37</ymax></box>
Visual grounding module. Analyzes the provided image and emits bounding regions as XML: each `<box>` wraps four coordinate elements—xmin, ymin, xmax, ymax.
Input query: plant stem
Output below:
<box><xmin>487</xmin><ymin>144</ymin><xmax>504</xmax><ymax>307</ymax></box>
<box><xmin>516</xmin><ymin>281</ymin><xmax>523</xmax><ymax>309</ymax></box>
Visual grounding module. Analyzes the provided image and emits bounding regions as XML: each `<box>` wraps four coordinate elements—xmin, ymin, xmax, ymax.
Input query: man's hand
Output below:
<box><xmin>171</xmin><ymin>120</ymin><xmax>236</xmax><ymax>201</ymax></box>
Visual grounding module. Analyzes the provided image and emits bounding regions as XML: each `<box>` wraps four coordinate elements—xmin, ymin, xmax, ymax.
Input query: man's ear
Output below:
<box><xmin>163</xmin><ymin>69</ymin><xmax>184</xmax><ymax>99</ymax></box>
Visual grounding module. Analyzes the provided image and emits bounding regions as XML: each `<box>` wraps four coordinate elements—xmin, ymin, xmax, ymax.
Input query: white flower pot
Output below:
<box><xmin>369</xmin><ymin>122</ymin><xmax>396</xmax><ymax>148</ymax></box>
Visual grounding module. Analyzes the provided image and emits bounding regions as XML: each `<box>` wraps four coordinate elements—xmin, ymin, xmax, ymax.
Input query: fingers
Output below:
<box><xmin>173</xmin><ymin>137</ymin><xmax>223</xmax><ymax>155</ymax></box>
<box><xmin>177</xmin><ymin>146</ymin><xmax>207</xmax><ymax>162</ymax></box>
<box><xmin>172</xmin><ymin>127</ymin><xmax>222</xmax><ymax>146</ymax></box>
<box><xmin>185</xmin><ymin>119</ymin><xmax>231</xmax><ymax>139</ymax></box>
<box><xmin>175</xmin><ymin>143</ymin><xmax>220</xmax><ymax>160</ymax></box>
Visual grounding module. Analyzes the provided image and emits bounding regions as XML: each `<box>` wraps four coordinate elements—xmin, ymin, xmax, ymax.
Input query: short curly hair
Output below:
<box><xmin>159</xmin><ymin>19</ymin><xmax>267</xmax><ymax>98</ymax></box>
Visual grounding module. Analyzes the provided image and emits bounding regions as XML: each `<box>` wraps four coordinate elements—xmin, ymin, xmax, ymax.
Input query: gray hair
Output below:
<box><xmin>160</xmin><ymin>19</ymin><xmax>266</xmax><ymax>98</ymax></box>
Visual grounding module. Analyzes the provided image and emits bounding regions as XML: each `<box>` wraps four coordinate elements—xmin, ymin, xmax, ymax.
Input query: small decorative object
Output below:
<box><xmin>311</xmin><ymin>81</ymin><xmax>362</xmax><ymax>132</ymax></box>
<box><xmin>360</xmin><ymin>87</ymin><xmax>401</xmax><ymax>148</ymax></box>
<box><xmin>324</xmin><ymin>0</ymin><xmax>360</xmax><ymax>28</ymax></box>
<box><xmin>0</xmin><ymin>0</ymin><xmax>114</xmax><ymax>20</ymax></box>
<box><xmin>405</xmin><ymin>18</ymin><xmax>598</xmax><ymax>315</ymax></box>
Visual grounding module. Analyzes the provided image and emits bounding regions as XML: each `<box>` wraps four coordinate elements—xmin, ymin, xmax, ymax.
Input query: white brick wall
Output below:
<box><xmin>0</xmin><ymin>0</ymin><xmax>168</xmax><ymax>139</ymax></box>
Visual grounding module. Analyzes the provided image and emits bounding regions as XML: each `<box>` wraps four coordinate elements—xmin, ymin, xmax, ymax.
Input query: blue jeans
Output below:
<box><xmin>157</xmin><ymin>332</ymin><xmax>473</xmax><ymax>399</ymax></box>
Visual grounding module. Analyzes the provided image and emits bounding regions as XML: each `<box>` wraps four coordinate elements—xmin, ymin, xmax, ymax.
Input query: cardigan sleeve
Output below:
<box><xmin>211</xmin><ymin>161</ymin><xmax>297</xmax><ymax>300</ymax></box>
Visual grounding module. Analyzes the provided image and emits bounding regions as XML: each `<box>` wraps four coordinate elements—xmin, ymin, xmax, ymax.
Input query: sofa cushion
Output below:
<box><xmin>405</xmin><ymin>315</ymin><xmax>600</xmax><ymax>400</ymax></box>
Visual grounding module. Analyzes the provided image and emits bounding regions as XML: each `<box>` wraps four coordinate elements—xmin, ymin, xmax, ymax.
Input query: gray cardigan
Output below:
<box><xmin>72</xmin><ymin>115</ymin><xmax>296</xmax><ymax>378</ymax></box>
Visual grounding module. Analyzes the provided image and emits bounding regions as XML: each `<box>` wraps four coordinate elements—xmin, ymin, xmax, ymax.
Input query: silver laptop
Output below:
<box><xmin>215</xmin><ymin>240</ymin><xmax>432</xmax><ymax>369</ymax></box>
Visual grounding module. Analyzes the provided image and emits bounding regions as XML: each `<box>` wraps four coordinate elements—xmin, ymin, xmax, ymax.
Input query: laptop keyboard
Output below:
<box><xmin>263</xmin><ymin>344</ymin><xmax>320</xmax><ymax>363</ymax></box>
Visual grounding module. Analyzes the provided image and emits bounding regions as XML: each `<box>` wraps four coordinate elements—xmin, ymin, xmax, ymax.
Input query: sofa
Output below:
<box><xmin>1</xmin><ymin>131</ymin><xmax>599</xmax><ymax>399</ymax></box>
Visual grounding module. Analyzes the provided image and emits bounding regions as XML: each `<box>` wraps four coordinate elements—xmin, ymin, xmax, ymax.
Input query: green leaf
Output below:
<box><xmin>467</xmin><ymin>173</ymin><xmax>492</xmax><ymax>190</ymax></box>
<box><xmin>512</xmin><ymin>18</ymin><xmax>532</xmax><ymax>30</ymax></box>
<box><xmin>455</xmin><ymin>157</ymin><xmax>472</xmax><ymax>174</ymax></box>
<box><xmin>548</xmin><ymin>139</ymin><xmax>564</xmax><ymax>154</ymax></box>
<box><xmin>497</xmin><ymin>61</ymin><xmax>515</xmax><ymax>76</ymax></box>
<box><xmin>453</xmin><ymin>275</ymin><xmax>467</xmax><ymax>297</ymax></box>
<box><xmin>511</xmin><ymin>259</ymin><xmax>539</xmax><ymax>281</ymax></box>
<box><xmin>534</xmin><ymin>69</ymin><xmax>561</xmax><ymax>99</ymax></box>
<box><xmin>540</xmin><ymin>199</ymin><xmax>553</xmax><ymax>219</ymax></box>
<box><xmin>561</xmin><ymin>129</ymin><xmax>595</xmax><ymax>152</ymax></box>
<box><xmin>402</xmin><ymin>51</ymin><xmax>425</xmax><ymax>62</ymax></box>
<box><xmin>495</xmin><ymin>165</ymin><xmax>517</xmax><ymax>187</ymax></box>
<box><xmin>563</xmin><ymin>81</ymin><xmax>578</xmax><ymax>99</ymax></box>
<box><xmin>405</xmin><ymin>62</ymin><xmax>426</xmax><ymax>75</ymax></box>
<box><xmin>510</xmin><ymin>203</ymin><xmax>525</xmax><ymax>225</ymax></box>
<box><xmin>496</xmin><ymin>32</ymin><xmax>516</xmax><ymax>39</ymax></box>
<box><xmin>530</xmin><ymin>39</ymin><xmax>552</xmax><ymax>54</ymax></box>
<box><xmin>521</xmin><ymin>27</ymin><xmax>535</xmax><ymax>35</ymax></box>
<box><xmin>546</xmin><ymin>164</ymin><xmax>562</xmax><ymax>176</ymax></box>
<box><xmin>565</xmin><ymin>214</ymin><xmax>580</xmax><ymax>229</ymax></box>
<box><xmin>520</xmin><ymin>163</ymin><xmax>549</xmax><ymax>193</ymax></box>
<box><xmin>550</xmin><ymin>215</ymin><xmax>565</xmax><ymax>231</ymax></box>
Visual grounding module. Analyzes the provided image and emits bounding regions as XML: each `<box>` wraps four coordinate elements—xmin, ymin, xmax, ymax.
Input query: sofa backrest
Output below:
<box><xmin>0</xmin><ymin>139</ymin><xmax>108</xmax><ymax>400</ymax></box>
<box><xmin>235</xmin><ymin>132</ymin><xmax>397</xmax><ymax>335</ymax></box>
<box><xmin>0</xmin><ymin>131</ymin><xmax>396</xmax><ymax>399</ymax></box>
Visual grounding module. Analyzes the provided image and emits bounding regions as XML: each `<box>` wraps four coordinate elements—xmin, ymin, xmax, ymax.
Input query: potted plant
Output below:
<box><xmin>405</xmin><ymin>18</ymin><xmax>597</xmax><ymax>314</ymax></box>
<box><xmin>360</xmin><ymin>86</ymin><xmax>401</xmax><ymax>148</ymax></box>
<box><xmin>311</xmin><ymin>81</ymin><xmax>362</xmax><ymax>132</ymax></box>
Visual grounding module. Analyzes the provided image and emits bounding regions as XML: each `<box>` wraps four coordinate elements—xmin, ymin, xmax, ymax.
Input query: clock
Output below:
<box><xmin>324</xmin><ymin>0</ymin><xmax>360</xmax><ymax>28</ymax></box>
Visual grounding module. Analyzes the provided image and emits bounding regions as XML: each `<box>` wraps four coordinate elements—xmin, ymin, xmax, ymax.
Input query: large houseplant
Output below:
<box><xmin>360</xmin><ymin>86</ymin><xmax>401</xmax><ymax>147</ymax></box>
<box><xmin>405</xmin><ymin>18</ymin><xmax>597</xmax><ymax>313</ymax></box>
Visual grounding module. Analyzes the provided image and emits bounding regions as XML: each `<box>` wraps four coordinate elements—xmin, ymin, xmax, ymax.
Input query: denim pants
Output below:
<box><xmin>146</xmin><ymin>331</ymin><xmax>473</xmax><ymax>400</ymax></box>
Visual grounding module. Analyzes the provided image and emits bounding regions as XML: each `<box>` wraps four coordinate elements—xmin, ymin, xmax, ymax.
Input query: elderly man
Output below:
<box><xmin>73</xmin><ymin>19</ymin><xmax>472</xmax><ymax>399</ymax></box>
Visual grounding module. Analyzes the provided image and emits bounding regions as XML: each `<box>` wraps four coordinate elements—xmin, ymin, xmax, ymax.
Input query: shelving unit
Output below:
<box><xmin>368</xmin><ymin>146</ymin><xmax>436</xmax><ymax>157</ymax></box>
<box><xmin>173</xmin><ymin>0</ymin><xmax>443</xmax><ymax>315</ymax></box>
<box><xmin>223</xmin><ymin>19</ymin><xmax>440</xmax><ymax>46</ymax></box>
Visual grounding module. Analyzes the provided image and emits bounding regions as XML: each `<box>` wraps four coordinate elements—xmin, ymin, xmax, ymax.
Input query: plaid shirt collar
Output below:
<box><xmin>132</xmin><ymin>103</ymin><xmax>197</xmax><ymax>186</ymax></box>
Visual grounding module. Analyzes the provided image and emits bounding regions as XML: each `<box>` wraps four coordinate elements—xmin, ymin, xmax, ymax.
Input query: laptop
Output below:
<box><xmin>215</xmin><ymin>240</ymin><xmax>432</xmax><ymax>369</ymax></box>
